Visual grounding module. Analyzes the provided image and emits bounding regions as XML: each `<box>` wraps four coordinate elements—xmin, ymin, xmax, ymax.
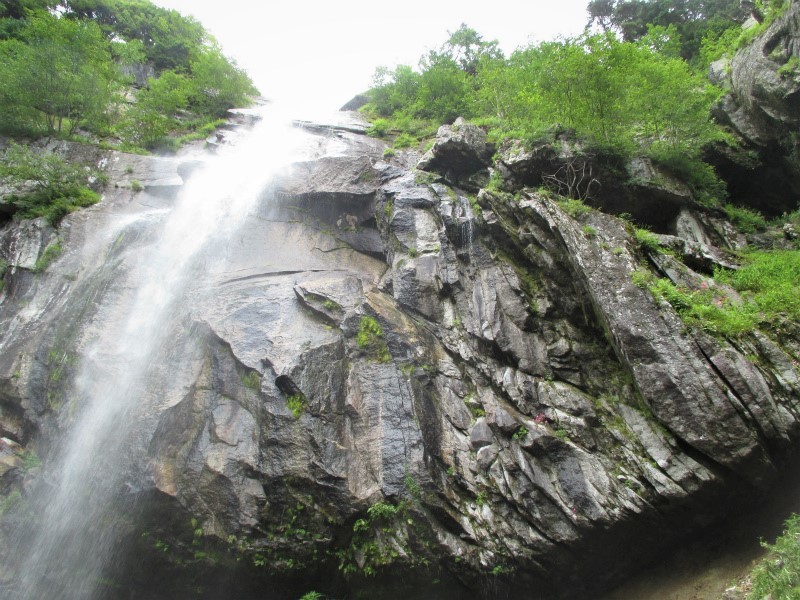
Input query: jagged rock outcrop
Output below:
<box><xmin>711</xmin><ymin>2</ymin><xmax>800</xmax><ymax>214</ymax></box>
<box><xmin>417</xmin><ymin>117</ymin><xmax>494</xmax><ymax>191</ymax></box>
<box><xmin>0</xmin><ymin>107</ymin><xmax>798</xmax><ymax>600</ymax></box>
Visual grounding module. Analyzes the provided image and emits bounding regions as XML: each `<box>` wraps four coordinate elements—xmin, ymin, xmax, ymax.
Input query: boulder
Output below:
<box><xmin>417</xmin><ymin>118</ymin><xmax>494</xmax><ymax>188</ymax></box>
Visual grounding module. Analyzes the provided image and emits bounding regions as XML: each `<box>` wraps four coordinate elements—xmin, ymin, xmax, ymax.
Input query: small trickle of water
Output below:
<box><xmin>7</xmin><ymin>105</ymin><xmax>310</xmax><ymax>600</ymax></box>
<box><xmin>458</xmin><ymin>195</ymin><xmax>475</xmax><ymax>252</ymax></box>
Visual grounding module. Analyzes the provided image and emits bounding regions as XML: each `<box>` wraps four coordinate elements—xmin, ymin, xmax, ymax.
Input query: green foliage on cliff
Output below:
<box><xmin>748</xmin><ymin>513</ymin><xmax>800</xmax><ymax>599</ymax></box>
<box><xmin>586</xmin><ymin>0</ymin><xmax>749</xmax><ymax>62</ymax></box>
<box><xmin>0</xmin><ymin>0</ymin><xmax>257</xmax><ymax>150</ymax></box>
<box><xmin>0</xmin><ymin>142</ymin><xmax>102</xmax><ymax>225</ymax></box>
<box><xmin>364</xmin><ymin>24</ymin><xmax>726</xmax><ymax>172</ymax></box>
<box><xmin>356</xmin><ymin>316</ymin><xmax>391</xmax><ymax>363</ymax></box>
<box><xmin>0</xmin><ymin>11</ymin><xmax>118</xmax><ymax>136</ymax></box>
<box><xmin>648</xmin><ymin>249</ymin><xmax>800</xmax><ymax>337</ymax></box>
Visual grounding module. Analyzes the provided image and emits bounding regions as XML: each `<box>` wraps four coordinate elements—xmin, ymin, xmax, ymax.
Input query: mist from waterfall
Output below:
<box><xmin>8</xmin><ymin>105</ymin><xmax>310</xmax><ymax>599</ymax></box>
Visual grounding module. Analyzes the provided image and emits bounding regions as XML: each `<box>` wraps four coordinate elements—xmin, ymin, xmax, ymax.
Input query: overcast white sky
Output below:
<box><xmin>152</xmin><ymin>1</ymin><xmax>590</xmax><ymax>116</ymax></box>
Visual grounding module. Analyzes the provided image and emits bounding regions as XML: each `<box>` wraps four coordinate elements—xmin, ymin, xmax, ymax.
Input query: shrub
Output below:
<box><xmin>557</xmin><ymin>198</ymin><xmax>592</xmax><ymax>219</ymax></box>
<box><xmin>634</xmin><ymin>228</ymin><xmax>662</xmax><ymax>253</ymax></box>
<box><xmin>723</xmin><ymin>203</ymin><xmax>767</xmax><ymax>234</ymax></box>
<box><xmin>356</xmin><ymin>316</ymin><xmax>391</xmax><ymax>363</ymax></box>
<box><xmin>0</xmin><ymin>143</ymin><xmax>102</xmax><ymax>226</ymax></box>
<box><xmin>645</xmin><ymin>250</ymin><xmax>800</xmax><ymax>337</ymax></box>
<box><xmin>748</xmin><ymin>513</ymin><xmax>800</xmax><ymax>600</ymax></box>
<box><xmin>286</xmin><ymin>394</ymin><xmax>306</xmax><ymax>419</ymax></box>
<box><xmin>393</xmin><ymin>132</ymin><xmax>416</xmax><ymax>148</ymax></box>
<box><xmin>367</xmin><ymin>118</ymin><xmax>390</xmax><ymax>138</ymax></box>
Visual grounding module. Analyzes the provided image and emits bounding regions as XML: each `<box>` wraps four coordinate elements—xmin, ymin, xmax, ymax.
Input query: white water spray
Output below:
<box><xmin>11</xmin><ymin>106</ymin><xmax>311</xmax><ymax>599</ymax></box>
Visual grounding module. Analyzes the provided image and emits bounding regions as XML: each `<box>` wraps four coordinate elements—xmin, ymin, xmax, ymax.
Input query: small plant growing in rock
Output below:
<box><xmin>286</xmin><ymin>394</ymin><xmax>306</xmax><ymax>419</ymax></box>
<box><xmin>322</xmin><ymin>298</ymin><xmax>341</xmax><ymax>311</ymax></box>
<box><xmin>553</xmin><ymin>427</ymin><xmax>570</xmax><ymax>442</ymax></box>
<box><xmin>634</xmin><ymin>227</ymin><xmax>661</xmax><ymax>254</ymax></box>
<box><xmin>581</xmin><ymin>224</ymin><xmax>598</xmax><ymax>238</ymax></box>
<box><xmin>130</xmin><ymin>179</ymin><xmax>143</xmax><ymax>192</ymax></box>
<box><xmin>382</xmin><ymin>147</ymin><xmax>395</xmax><ymax>158</ymax></box>
<box><xmin>241</xmin><ymin>371</ymin><xmax>261</xmax><ymax>391</ymax></box>
<box><xmin>407</xmin><ymin>247</ymin><xmax>418</xmax><ymax>258</ymax></box>
<box><xmin>556</xmin><ymin>198</ymin><xmax>591</xmax><ymax>219</ymax></box>
<box><xmin>512</xmin><ymin>426</ymin><xmax>528</xmax><ymax>441</ymax></box>
<box><xmin>32</xmin><ymin>242</ymin><xmax>62</xmax><ymax>273</ymax></box>
<box><xmin>630</xmin><ymin>268</ymin><xmax>655</xmax><ymax>289</ymax></box>
<box><xmin>356</xmin><ymin>316</ymin><xmax>390</xmax><ymax>363</ymax></box>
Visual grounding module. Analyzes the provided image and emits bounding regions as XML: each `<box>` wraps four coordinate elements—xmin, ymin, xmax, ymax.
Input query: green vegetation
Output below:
<box><xmin>356</xmin><ymin>316</ymin><xmax>391</xmax><ymax>363</ymax></box>
<box><xmin>0</xmin><ymin>258</ymin><xmax>7</xmax><ymax>292</ymax></box>
<box><xmin>587</xmin><ymin>0</ymin><xmax>748</xmax><ymax>63</ymax></box>
<box><xmin>512</xmin><ymin>426</ymin><xmax>528</xmax><ymax>441</ymax></box>
<box><xmin>286</xmin><ymin>394</ymin><xmax>307</xmax><ymax>419</ymax></box>
<box><xmin>557</xmin><ymin>198</ymin><xmax>593</xmax><ymax>219</ymax></box>
<box><xmin>32</xmin><ymin>241</ymin><xmax>62</xmax><ymax>273</ymax></box>
<box><xmin>647</xmin><ymin>250</ymin><xmax>800</xmax><ymax>337</ymax></box>
<box><xmin>634</xmin><ymin>227</ymin><xmax>662</xmax><ymax>253</ymax></box>
<box><xmin>724</xmin><ymin>203</ymin><xmax>767</xmax><ymax>233</ymax></box>
<box><xmin>748</xmin><ymin>513</ymin><xmax>800</xmax><ymax>599</ymax></box>
<box><xmin>337</xmin><ymin>500</ymin><xmax>409</xmax><ymax>577</ymax></box>
<box><xmin>241</xmin><ymin>371</ymin><xmax>261</xmax><ymax>391</ymax></box>
<box><xmin>0</xmin><ymin>143</ymin><xmax>102</xmax><ymax>226</ymax></box>
<box><xmin>0</xmin><ymin>1</ymin><xmax>257</xmax><ymax>150</ymax></box>
<box><xmin>364</xmin><ymin>23</ymin><xmax>727</xmax><ymax>186</ymax></box>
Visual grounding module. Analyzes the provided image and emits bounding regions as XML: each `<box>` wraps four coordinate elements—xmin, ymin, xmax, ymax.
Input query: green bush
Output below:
<box><xmin>286</xmin><ymin>394</ymin><xmax>306</xmax><ymax>419</ymax></box>
<box><xmin>356</xmin><ymin>316</ymin><xmax>390</xmax><ymax>363</ymax></box>
<box><xmin>646</xmin><ymin>249</ymin><xmax>800</xmax><ymax>337</ymax></box>
<box><xmin>0</xmin><ymin>143</ymin><xmax>102</xmax><ymax>226</ymax></box>
<box><xmin>367</xmin><ymin>118</ymin><xmax>390</xmax><ymax>138</ymax></box>
<box><xmin>634</xmin><ymin>228</ymin><xmax>662</xmax><ymax>253</ymax></box>
<box><xmin>556</xmin><ymin>198</ymin><xmax>592</xmax><ymax>219</ymax></box>
<box><xmin>749</xmin><ymin>513</ymin><xmax>800</xmax><ymax>600</ymax></box>
<box><xmin>724</xmin><ymin>203</ymin><xmax>767</xmax><ymax>233</ymax></box>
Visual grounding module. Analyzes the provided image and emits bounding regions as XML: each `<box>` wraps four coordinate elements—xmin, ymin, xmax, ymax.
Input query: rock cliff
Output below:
<box><xmin>0</xmin><ymin>50</ymin><xmax>799</xmax><ymax>600</ymax></box>
<box><xmin>712</xmin><ymin>1</ymin><xmax>800</xmax><ymax>214</ymax></box>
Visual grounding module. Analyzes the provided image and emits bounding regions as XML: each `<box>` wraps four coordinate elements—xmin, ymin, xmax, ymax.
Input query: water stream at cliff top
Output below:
<box><xmin>9</xmin><ymin>106</ymin><xmax>312</xmax><ymax>599</ymax></box>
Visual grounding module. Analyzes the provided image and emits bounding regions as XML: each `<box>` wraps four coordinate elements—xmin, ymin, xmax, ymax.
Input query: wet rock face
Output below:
<box><xmin>711</xmin><ymin>2</ymin><xmax>800</xmax><ymax>214</ymax></box>
<box><xmin>0</xmin><ymin>112</ymin><xmax>798</xmax><ymax>599</ymax></box>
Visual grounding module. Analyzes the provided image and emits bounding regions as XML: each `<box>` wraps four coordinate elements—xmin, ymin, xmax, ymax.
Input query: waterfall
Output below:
<box><xmin>6</xmin><ymin>106</ymin><xmax>310</xmax><ymax>599</ymax></box>
<box><xmin>458</xmin><ymin>194</ymin><xmax>475</xmax><ymax>251</ymax></box>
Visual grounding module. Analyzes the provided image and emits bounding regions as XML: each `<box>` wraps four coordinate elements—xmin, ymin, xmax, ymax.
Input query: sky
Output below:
<box><xmin>152</xmin><ymin>1</ymin><xmax>591</xmax><ymax>116</ymax></box>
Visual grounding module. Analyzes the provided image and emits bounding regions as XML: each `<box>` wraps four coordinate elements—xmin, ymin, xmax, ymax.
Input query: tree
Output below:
<box><xmin>0</xmin><ymin>11</ymin><xmax>118</xmax><ymax>135</ymax></box>
<box><xmin>118</xmin><ymin>70</ymin><xmax>191</xmax><ymax>148</ymax></box>
<box><xmin>188</xmin><ymin>45</ymin><xmax>258</xmax><ymax>118</ymax></box>
<box><xmin>62</xmin><ymin>0</ymin><xmax>208</xmax><ymax>71</ymax></box>
<box><xmin>585</xmin><ymin>0</ymin><xmax>749</xmax><ymax>61</ymax></box>
<box><xmin>436</xmin><ymin>24</ymin><xmax>502</xmax><ymax>76</ymax></box>
<box><xmin>415</xmin><ymin>54</ymin><xmax>471</xmax><ymax>123</ymax></box>
<box><xmin>0</xmin><ymin>142</ymin><xmax>101</xmax><ymax>225</ymax></box>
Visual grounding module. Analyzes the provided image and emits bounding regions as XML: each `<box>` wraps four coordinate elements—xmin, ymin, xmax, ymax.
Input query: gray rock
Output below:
<box><xmin>470</xmin><ymin>418</ymin><xmax>494</xmax><ymax>449</ymax></box>
<box><xmin>417</xmin><ymin>118</ymin><xmax>494</xmax><ymax>188</ymax></box>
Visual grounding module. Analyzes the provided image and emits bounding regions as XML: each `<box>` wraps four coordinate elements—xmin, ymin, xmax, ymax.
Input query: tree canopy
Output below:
<box><xmin>0</xmin><ymin>0</ymin><xmax>258</xmax><ymax>149</ymax></box>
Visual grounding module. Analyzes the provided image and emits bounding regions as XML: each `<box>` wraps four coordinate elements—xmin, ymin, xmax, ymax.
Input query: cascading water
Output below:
<box><xmin>6</xmin><ymin>106</ymin><xmax>312</xmax><ymax>599</ymax></box>
<box><xmin>457</xmin><ymin>194</ymin><xmax>475</xmax><ymax>252</ymax></box>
